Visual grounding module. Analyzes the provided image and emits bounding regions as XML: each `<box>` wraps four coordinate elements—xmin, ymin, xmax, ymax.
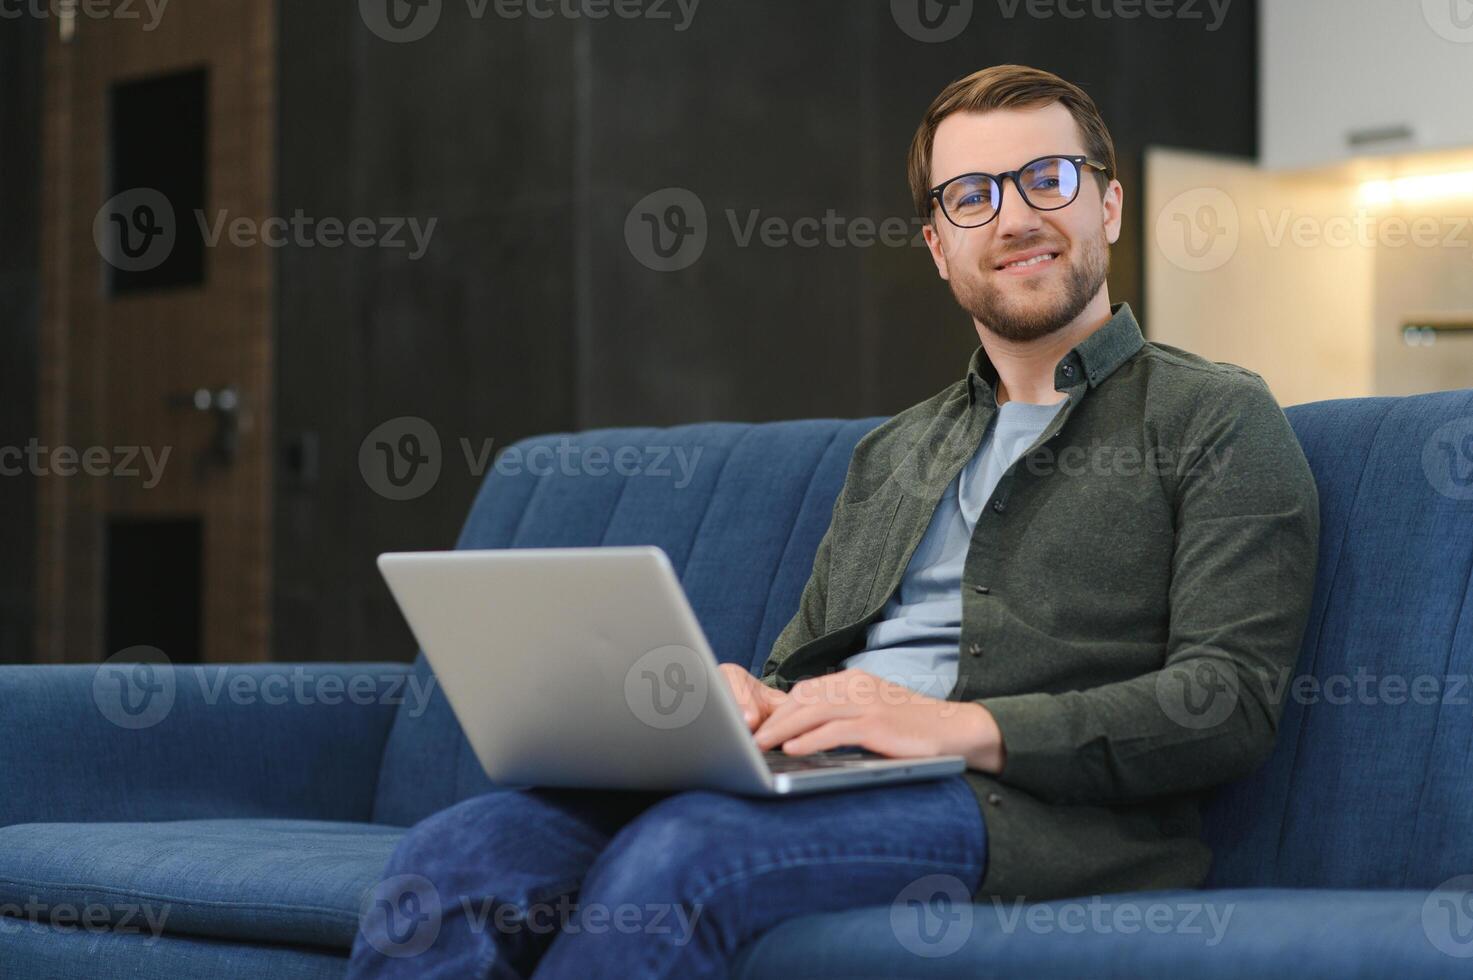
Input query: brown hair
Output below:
<box><xmin>907</xmin><ymin>65</ymin><xmax>1117</xmax><ymax>220</ymax></box>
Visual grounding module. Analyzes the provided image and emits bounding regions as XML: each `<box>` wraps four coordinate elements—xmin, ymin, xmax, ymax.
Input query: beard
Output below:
<box><xmin>947</xmin><ymin>226</ymin><xmax>1110</xmax><ymax>343</ymax></box>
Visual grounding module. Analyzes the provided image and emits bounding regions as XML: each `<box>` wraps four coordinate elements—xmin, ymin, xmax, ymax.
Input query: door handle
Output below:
<box><xmin>169</xmin><ymin>386</ymin><xmax>242</xmax><ymax>465</ymax></box>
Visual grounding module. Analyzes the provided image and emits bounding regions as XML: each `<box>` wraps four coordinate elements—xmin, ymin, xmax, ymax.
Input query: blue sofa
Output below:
<box><xmin>4</xmin><ymin>388</ymin><xmax>1473</xmax><ymax>978</ymax></box>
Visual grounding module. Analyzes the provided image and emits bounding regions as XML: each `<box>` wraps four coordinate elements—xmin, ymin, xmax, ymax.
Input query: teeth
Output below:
<box><xmin>1005</xmin><ymin>253</ymin><xmax>1056</xmax><ymax>269</ymax></box>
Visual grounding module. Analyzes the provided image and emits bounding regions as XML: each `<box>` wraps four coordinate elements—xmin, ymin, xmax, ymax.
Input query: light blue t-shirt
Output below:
<box><xmin>842</xmin><ymin>393</ymin><xmax>1066</xmax><ymax>699</ymax></box>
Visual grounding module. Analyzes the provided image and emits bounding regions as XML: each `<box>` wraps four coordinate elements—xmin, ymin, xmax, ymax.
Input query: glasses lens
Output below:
<box><xmin>942</xmin><ymin>174</ymin><xmax>1000</xmax><ymax>227</ymax></box>
<box><xmin>1018</xmin><ymin>157</ymin><xmax>1080</xmax><ymax>209</ymax></box>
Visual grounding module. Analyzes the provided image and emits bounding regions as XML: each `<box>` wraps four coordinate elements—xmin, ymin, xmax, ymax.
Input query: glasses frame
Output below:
<box><xmin>927</xmin><ymin>154</ymin><xmax>1112</xmax><ymax>229</ymax></box>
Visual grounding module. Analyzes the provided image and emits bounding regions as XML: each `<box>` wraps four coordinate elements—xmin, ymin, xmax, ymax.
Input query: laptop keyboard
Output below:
<box><xmin>763</xmin><ymin>749</ymin><xmax>887</xmax><ymax>773</ymax></box>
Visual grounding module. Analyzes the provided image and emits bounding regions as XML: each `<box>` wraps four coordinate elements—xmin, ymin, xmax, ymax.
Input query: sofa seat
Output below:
<box><xmin>733</xmin><ymin>887</ymin><xmax>1473</xmax><ymax>979</ymax></box>
<box><xmin>0</xmin><ymin>819</ymin><xmax>403</xmax><ymax>950</ymax></box>
<box><xmin>1</xmin><ymin>918</ymin><xmax>350</xmax><ymax>980</ymax></box>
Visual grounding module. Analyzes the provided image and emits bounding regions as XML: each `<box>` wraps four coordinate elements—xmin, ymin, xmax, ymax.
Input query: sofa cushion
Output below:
<box><xmin>371</xmin><ymin>418</ymin><xmax>884</xmax><ymax>826</ymax></box>
<box><xmin>732</xmin><ymin>887</ymin><xmax>1473</xmax><ymax>979</ymax></box>
<box><xmin>0</xmin><ymin>819</ymin><xmax>403</xmax><ymax>949</ymax></box>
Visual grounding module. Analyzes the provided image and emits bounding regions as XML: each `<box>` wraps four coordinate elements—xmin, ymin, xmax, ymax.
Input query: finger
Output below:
<box><xmin>752</xmin><ymin>688</ymin><xmax>809</xmax><ymax>736</ymax></box>
<box><xmin>719</xmin><ymin>667</ymin><xmax>764</xmax><ymax>730</ymax></box>
<box><xmin>756</xmin><ymin>677</ymin><xmax>850</xmax><ymax>737</ymax></box>
<box><xmin>746</xmin><ymin>686</ymin><xmax>787</xmax><ymax>730</ymax></box>
<box><xmin>754</xmin><ymin>700</ymin><xmax>858</xmax><ymax>751</ymax></box>
<box><xmin>780</xmin><ymin>720</ymin><xmax>866</xmax><ymax>757</ymax></box>
<box><xmin>769</xmin><ymin>675</ymin><xmax>845</xmax><ymax>719</ymax></box>
<box><xmin>754</xmin><ymin>672</ymin><xmax>848</xmax><ymax>733</ymax></box>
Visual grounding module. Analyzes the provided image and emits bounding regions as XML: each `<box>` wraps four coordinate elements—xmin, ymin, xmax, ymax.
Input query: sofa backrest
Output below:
<box><xmin>373</xmin><ymin>391</ymin><xmax>1473</xmax><ymax>895</ymax></box>
<box><xmin>372</xmin><ymin>419</ymin><xmax>883</xmax><ymax>825</ymax></box>
<box><xmin>1203</xmin><ymin>387</ymin><xmax>1473</xmax><ymax>890</ymax></box>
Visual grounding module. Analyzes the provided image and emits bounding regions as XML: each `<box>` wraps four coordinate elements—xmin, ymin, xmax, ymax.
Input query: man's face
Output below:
<box><xmin>921</xmin><ymin>104</ymin><xmax>1123</xmax><ymax>343</ymax></box>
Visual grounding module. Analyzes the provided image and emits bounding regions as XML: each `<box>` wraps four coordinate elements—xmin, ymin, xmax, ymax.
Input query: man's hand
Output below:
<box><xmin>718</xmin><ymin>663</ymin><xmax>789</xmax><ymax>732</ymax></box>
<box><xmin>752</xmin><ymin>669</ymin><xmax>1006</xmax><ymax>773</ymax></box>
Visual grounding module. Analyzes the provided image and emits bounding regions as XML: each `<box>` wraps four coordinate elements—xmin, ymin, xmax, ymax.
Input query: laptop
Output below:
<box><xmin>377</xmin><ymin>546</ymin><xmax>965</xmax><ymax>796</ymax></box>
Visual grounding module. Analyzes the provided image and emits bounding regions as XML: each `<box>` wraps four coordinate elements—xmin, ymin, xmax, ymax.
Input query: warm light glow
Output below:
<box><xmin>1358</xmin><ymin>171</ymin><xmax>1473</xmax><ymax>205</ymax></box>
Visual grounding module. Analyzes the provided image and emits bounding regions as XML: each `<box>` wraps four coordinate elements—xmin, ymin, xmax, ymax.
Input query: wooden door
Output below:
<box><xmin>36</xmin><ymin>0</ymin><xmax>276</xmax><ymax>663</ymax></box>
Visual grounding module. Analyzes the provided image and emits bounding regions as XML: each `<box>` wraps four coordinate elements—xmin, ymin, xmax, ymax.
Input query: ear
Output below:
<box><xmin>922</xmin><ymin>219</ymin><xmax>951</xmax><ymax>281</ymax></box>
<box><xmin>1102</xmin><ymin>178</ymin><xmax>1124</xmax><ymax>246</ymax></box>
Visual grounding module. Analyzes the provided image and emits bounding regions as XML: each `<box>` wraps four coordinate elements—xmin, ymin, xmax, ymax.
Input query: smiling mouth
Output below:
<box><xmin>996</xmin><ymin>251</ymin><xmax>1061</xmax><ymax>273</ymax></box>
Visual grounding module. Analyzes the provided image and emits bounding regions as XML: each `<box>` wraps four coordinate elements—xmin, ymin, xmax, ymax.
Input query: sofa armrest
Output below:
<box><xmin>0</xmin><ymin>662</ymin><xmax>425</xmax><ymax>827</ymax></box>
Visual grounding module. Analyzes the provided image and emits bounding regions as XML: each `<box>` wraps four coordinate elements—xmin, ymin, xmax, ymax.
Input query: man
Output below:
<box><xmin>350</xmin><ymin>64</ymin><xmax>1320</xmax><ymax>979</ymax></box>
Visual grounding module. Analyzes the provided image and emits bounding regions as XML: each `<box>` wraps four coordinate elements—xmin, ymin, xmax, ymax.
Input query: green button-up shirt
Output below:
<box><xmin>761</xmin><ymin>302</ymin><xmax>1320</xmax><ymax>901</ymax></box>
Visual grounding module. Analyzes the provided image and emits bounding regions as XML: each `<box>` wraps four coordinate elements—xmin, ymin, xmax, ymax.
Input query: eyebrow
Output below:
<box><xmin>943</xmin><ymin>152</ymin><xmax>1088</xmax><ymax>177</ymax></box>
<box><xmin>931</xmin><ymin>152</ymin><xmax>1095</xmax><ymax>190</ymax></box>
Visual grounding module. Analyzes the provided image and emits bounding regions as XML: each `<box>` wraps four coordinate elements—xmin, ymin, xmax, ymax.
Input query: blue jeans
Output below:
<box><xmin>347</xmin><ymin>776</ymin><xmax>986</xmax><ymax>979</ymax></box>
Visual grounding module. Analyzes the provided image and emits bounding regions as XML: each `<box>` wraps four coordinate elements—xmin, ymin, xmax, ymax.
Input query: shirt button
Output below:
<box><xmin>968</xmin><ymin>643</ymin><xmax>982</xmax><ymax>657</ymax></box>
<box><xmin>986</xmin><ymin>792</ymin><xmax>1003</xmax><ymax>806</ymax></box>
<box><xmin>991</xmin><ymin>498</ymin><xmax>1004</xmax><ymax>513</ymax></box>
<box><xmin>972</xmin><ymin>584</ymin><xmax>989</xmax><ymax>595</ymax></box>
<box><xmin>1061</xmin><ymin>363</ymin><xmax>1075</xmax><ymax>377</ymax></box>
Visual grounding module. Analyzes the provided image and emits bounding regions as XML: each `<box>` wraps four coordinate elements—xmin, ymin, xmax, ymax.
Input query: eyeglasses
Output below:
<box><xmin>927</xmin><ymin>155</ymin><xmax>1111</xmax><ymax>229</ymax></box>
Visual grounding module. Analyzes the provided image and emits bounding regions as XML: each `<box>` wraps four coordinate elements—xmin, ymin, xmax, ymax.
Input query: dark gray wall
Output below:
<box><xmin>276</xmin><ymin>0</ymin><xmax>1258</xmax><ymax>663</ymax></box>
<box><xmin>580</xmin><ymin>4</ymin><xmax>1258</xmax><ymax>424</ymax></box>
<box><xmin>0</xmin><ymin>18</ymin><xmax>44</xmax><ymax>663</ymax></box>
<box><xmin>273</xmin><ymin>4</ymin><xmax>580</xmax><ymax>662</ymax></box>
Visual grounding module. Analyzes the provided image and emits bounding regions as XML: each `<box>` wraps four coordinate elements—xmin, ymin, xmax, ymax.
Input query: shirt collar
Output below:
<box><xmin>966</xmin><ymin>302</ymin><xmax>1145</xmax><ymax>407</ymax></box>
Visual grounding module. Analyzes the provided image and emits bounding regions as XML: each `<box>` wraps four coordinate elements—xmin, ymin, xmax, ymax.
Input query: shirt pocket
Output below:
<box><xmin>822</xmin><ymin>490</ymin><xmax>904</xmax><ymax>629</ymax></box>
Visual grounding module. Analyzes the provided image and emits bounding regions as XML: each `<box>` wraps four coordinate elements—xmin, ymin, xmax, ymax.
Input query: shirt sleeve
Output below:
<box><xmin>978</xmin><ymin>375</ymin><xmax>1321</xmax><ymax>805</ymax></box>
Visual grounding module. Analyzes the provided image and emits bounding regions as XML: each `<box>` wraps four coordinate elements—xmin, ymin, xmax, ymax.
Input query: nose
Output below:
<box><xmin>993</xmin><ymin>175</ymin><xmax>1043</xmax><ymax>239</ymax></box>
